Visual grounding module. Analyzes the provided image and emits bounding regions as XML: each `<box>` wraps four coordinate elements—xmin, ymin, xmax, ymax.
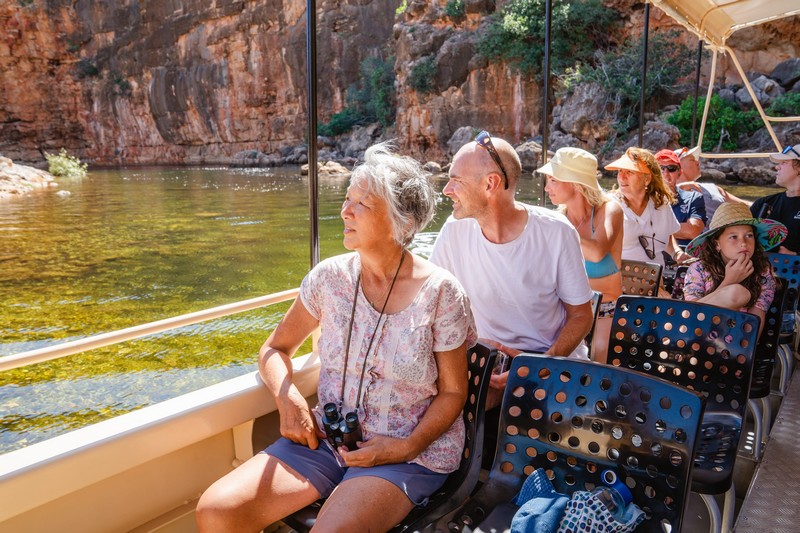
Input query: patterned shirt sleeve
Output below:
<box><xmin>754</xmin><ymin>269</ymin><xmax>777</xmax><ymax>313</ymax></box>
<box><xmin>431</xmin><ymin>274</ymin><xmax>477</xmax><ymax>352</ymax></box>
<box><xmin>682</xmin><ymin>262</ymin><xmax>710</xmax><ymax>301</ymax></box>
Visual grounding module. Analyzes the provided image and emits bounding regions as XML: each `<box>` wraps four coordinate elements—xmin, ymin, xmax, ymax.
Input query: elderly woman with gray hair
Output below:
<box><xmin>196</xmin><ymin>142</ymin><xmax>477</xmax><ymax>533</ymax></box>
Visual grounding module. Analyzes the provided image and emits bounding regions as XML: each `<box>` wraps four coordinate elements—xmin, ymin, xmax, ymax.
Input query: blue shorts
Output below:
<box><xmin>264</xmin><ymin>437</ymin><xmax>448</xmax><ymax>506</ymax></box>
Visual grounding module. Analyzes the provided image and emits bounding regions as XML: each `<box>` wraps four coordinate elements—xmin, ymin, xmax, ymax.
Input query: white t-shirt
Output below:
<box><xmin>617</xmin><ymin>198</ymin><xmax>680</xmax><ymax>266</ymax></box>
<box><xmin>430</xmin><ymin>203</ymin><xmax>593</xmax><ymax>357</ymax></box>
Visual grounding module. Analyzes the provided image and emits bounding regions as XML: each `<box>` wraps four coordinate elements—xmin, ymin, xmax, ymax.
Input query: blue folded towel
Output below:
<box><xmin>511</xmin><ymin>469</ymin><xmax>570</xmax><ymax>533</ymax></box>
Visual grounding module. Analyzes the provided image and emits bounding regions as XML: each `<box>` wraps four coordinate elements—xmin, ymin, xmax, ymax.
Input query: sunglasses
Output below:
<box><xmin>660</xmin><ymin>164</ymin><xmax>680</xmax><ymax>173</ymax></box>
<box><xmin>782</xmin><ymin>145</ymin><xmax>800</xmax><ymax>159</ymax></box>
<box><xmin>638</xmin><ymin>233</ymin><xmax>666</xmax><ymax>260</ymax></box>
<box><xmin>475</xmin><ymin>130</ymin><xmax>509</xmax><ymax>189</ymax></box>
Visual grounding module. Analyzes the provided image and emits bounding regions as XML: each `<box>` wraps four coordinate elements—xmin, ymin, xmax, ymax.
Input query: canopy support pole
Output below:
<box><xmin>539</xmin><ymin>0</ymin><xmax>552</xmax><ymax>206</ymax></box>
<box><xmin>691</xmin><ymin>40</ymin><xmax>703</xmax><ymax>145</ymax></box>
<box><xmin>306</xmin><ymin>0</ymin><xmax>320</xmax><ymax>268</ymax></box>
<box><xmin>637</xmin><ymin>2</ymin><xmax>651</xmax><ymax>147</ymax></box>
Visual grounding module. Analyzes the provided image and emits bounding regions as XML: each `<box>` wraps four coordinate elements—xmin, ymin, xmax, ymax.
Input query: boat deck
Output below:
<box><xmin>734</xmin><ymin>368</ymin><xmax>800</xmax><ymax>532</ymax></box>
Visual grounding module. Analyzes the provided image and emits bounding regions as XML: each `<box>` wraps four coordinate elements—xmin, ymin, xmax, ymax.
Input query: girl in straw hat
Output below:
<box><xmin>541</xmin><ymin>147</ymin><xmax>623</xmax><ymax>363</ymax></box>
<box><xmin>683</xmin><ymin>202</ymin><xmax>788</xmax><ymax>337</ymax></box>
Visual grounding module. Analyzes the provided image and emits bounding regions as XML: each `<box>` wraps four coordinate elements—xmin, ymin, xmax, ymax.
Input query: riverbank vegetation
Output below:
<box><xmin>45</xmin><ymin>148</ymin><xmax>88</xmax><ymax>179</ymax></box>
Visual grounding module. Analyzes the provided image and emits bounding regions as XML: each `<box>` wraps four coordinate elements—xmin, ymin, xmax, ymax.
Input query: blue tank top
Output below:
<box><xmin>584</xmin><ymin>206</ymin><xmax>620</xmax><ymax>279</ymax></box>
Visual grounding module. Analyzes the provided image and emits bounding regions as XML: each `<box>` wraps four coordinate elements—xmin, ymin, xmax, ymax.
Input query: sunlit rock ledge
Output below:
<box><xmin>0</xmin><ymin>156</ymin><xmax>57</xmax><ymax>199</ymax></box>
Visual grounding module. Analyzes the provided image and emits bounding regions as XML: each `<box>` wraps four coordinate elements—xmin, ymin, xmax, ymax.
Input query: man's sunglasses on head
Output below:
<box><xmin>475</xmin><ymin>130</ymin><xmax>509</xmax><ymax>190</ymax></box>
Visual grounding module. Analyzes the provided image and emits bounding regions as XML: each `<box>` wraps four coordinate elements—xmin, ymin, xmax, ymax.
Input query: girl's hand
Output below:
<box><xmin>339</xmin><ymin>434</ymin><xmax>410</xmax><ymax>467</ymax></box>
<box><xmin>723</xmin><ymin>253</ymin><xmax>754</xmax><ymax>286</ymax></box>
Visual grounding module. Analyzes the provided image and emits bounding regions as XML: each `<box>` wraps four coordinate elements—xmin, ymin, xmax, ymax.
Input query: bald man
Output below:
<box><xmin>429</xmin><ymin>132</ymin><xmax>594</xmax><ymax>407</ymax></box>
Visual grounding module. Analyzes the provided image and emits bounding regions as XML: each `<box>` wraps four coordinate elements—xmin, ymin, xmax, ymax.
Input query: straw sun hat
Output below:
<box><xmin>685</xmin><ymin>202</ymin><xmax>787</xmax><ymax>257</ymax></box>
<box><xmin>537</xmin><ymin>147</ymin><xmax>600</xmax><ymax>191</ymax></box>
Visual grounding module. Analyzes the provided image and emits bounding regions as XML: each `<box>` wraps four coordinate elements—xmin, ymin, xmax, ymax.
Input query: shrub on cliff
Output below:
<box><xmin>477</xmin><ymin>0</ymin><xmax>618</xmax><ymax>80</ymax></box>
<box><xmin>409</xmin><ymin>56</ymin><xmax>437</xmax><ymax>94</ymax></box>
<box><xmin>565</xmin><ymin>31</ymin><xmax>696</xmax><ymax>136</ymax></box>
<box><xmin>668</xmin><ymin>94</ymin><xmax>760</xmax><ymax>151</ymax></box>
<box><xmin>45</xmin><ymin>149</ymin><xmax>88</xmax><ymax>179</ymax></box>
<box><xmin>319</xmin><ymin>56</ymin><xmax>396</xmax><ymax>137</ymax></box>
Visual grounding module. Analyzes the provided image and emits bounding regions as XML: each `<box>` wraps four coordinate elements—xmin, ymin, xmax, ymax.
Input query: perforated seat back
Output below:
<box><xmin>608</xmin><ymin>296</ymin><xmax>758</xmax><ymax>415</ymax></box>
<box><xmin>621</xmin><ymin>260</ymin><xmax>663</xmax><ymax>297</ymax></box>
<box><xmin>751</xmin><ymin>281</ymin><xmax>787</xmax><ymax>398</ymax></box>
<box><xmin>769</xmin><ymin>253</ymin><xmax>800</xmax><ymax>313</ymax></box>
<box><xmin>607</xmin><ymin>296</ymin><xmax>759</xmax><ymax>494</ymax></box>
<box><xmin>450</xmin><ymin>354</ymin><xmax>704</xmax><ymax>533</ymax></box>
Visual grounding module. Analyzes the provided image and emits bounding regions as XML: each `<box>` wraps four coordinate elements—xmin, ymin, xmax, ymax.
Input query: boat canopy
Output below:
<box><xmin>650</xmin><ymin>0</ymin><xmax>800</xmax><ymax>50</ymax></box>
<box><xmin>647</xmin><ymin>0</ymin><xmax>800</xmax><ymax>160</ymax></box>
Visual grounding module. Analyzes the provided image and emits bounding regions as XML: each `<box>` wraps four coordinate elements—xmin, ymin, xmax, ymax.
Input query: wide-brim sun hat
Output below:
<box><xmin>604</xmin><ymin>152</ymin><xmax>647</xmax><ymax>173</ymax></box>
<box><xmin>685</xmin><ymin>201</ymin><xmax>787</xmax><ymax>257</ymax></box>
<box><xmin>537</xmin><ymin>147</ymin><xmax>600</xmax><ymax>191</ymax></box>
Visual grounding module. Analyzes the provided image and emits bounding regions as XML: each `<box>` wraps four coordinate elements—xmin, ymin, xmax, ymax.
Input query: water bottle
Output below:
<box><xmin>591</xmin><ymin>470</ymin><xmax>633</xmax><ymax>521</ymax></box>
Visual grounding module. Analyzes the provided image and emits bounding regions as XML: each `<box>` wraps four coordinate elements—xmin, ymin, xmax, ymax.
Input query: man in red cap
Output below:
<box><xmin>655</xmin><ymin>149</ymin><xmax>706</xmax><ymax>247</ymax></box>
<box><xmin>750</xmin><ymin>143</ymin><xmax>800</xmax><ymax>254</ymax></box>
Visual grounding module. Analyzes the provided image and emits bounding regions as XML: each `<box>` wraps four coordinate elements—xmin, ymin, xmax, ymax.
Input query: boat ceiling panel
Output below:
<box><xmin>650</xmin><ymin>0</ymin><xmax>800</xmax><ymax>49</ymax></box>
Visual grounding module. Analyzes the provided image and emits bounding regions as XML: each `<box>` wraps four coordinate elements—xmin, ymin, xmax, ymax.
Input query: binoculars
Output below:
<box><xmin>322</xmin><ymin>402</ymin><xmax>363</xmax><ymax>451</ymax></box>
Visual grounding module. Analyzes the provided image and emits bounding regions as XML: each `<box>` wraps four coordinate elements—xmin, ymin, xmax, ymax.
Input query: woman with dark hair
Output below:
<box><xmin>683</xmin><ymin>202</ymin><xmax>787</xmax><ymax>336</ymax></box>
<box><xmin>196</xmin><ymin>142</ymin><xmax>476</xmax><ymax>532</ymax></box>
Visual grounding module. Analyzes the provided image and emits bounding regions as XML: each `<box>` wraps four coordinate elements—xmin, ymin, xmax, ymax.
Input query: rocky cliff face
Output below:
<box><xmin>1</xmin><ymin>1</ymin><xmax>797</xmax><ymax>166</ymax></box>
<box><xmin>1</xmin><ymin>0</ymin><xmax>399</xmax><ymax>165</ymax></box>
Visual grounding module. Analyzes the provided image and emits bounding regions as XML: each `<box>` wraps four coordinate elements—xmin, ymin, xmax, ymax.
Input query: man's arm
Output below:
<box><xmin>674</xmin><ymin>192</ymin><xmax>706</xmax><ymax>241</ymax></box>
<box><xmin>719</xmin><ymin>186</ymin><xmax>753</xmax><ymax>207</ymax></box>
<box><xmin>545</xmin><ymin>300</ymin><xmax>594</xmax><ymax>357</ymax></box>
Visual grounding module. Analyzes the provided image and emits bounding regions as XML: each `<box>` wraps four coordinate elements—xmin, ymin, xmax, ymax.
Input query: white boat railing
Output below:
<box><xmin>0</xmin><ymin>288</ymin><xmax>301</xmax><ymax>372</ymax></box>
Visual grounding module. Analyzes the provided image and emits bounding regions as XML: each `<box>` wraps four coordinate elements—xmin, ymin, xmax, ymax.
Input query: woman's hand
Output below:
<box><xmin>339</xmin><ymin>434</ymin><xmax>410</xmax><ymax>467</ymax></box>
<box><xmin>277</xmin><ymin>386</ymin><xmax>323</xmax><ymax>449</ymax></box>
<box><xmin>722</xmin><ymin>253</ymin><xmax>754</xmax><ymax>286</ymax></box>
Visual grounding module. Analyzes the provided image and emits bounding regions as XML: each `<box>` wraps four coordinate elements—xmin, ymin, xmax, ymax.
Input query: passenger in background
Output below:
<box><xmin>683</xmin><ymin>202</ymin><xmax>787</xmax><ymax>337</ymax></box>
<box><xmin>430</xmin><ymin>131</ymin><xmax>594</xmax><ymax>409</ymax></box>
<box><xmin>676</xmin><ymin>145</ymin><xmax>751</xmax><ymax>222</ymax></box>
<box><xmin>196</xmin><ymin>143</ymin><xmax>476</xmax><ymax>533</ymax></box>
<box><xmin>541</xmin><ymin>147</ymin><xmax>622</xmax><ymax>363</ymax></box>
<box><xmin>750</xmin><ymin>144</ymin><xmax>800</xmax><ymax>254</ymax></box>
<box><xmin>655</xmin><ymin>149</ymin><xmax>706</xmax><ymax>247</ymax></box>
<box><xmin>607</xmin><ymin>147</ymin><xmax>690</xmax><ymax>267</ymax></box>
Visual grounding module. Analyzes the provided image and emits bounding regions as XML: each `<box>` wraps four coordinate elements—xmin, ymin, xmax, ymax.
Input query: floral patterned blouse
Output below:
<box><xmin>300</xmin><ymin>253</ymin><xmax>477</xmax><ymax>473</ymax></box>
<box><xmin>683</xmin><ymin>261</ymin><xmax>776</xmax><ymax>313</ymax></box>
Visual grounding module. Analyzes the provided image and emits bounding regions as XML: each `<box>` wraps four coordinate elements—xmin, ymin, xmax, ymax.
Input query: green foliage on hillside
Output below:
<box><xmin>668</xmin><ymin>92</ymin><xmax>800</xmax><ymax>152</ymax></box>
<box><xmin>444</xmin><ymin>0</ymin><xmax>466</xmax><ymax>22</ymax></box>
<box><xmin>566</xmin><ymin>31</ymin><xmax>696</xmax><ymax>132</ymax></box>
<box><xmin>45</xmin><ymin>148</ymin><xmax>88</xmax><ymax>178</ymax></box>
<box><xmin>668</xmin><ymin>94</ymin><xmax>760</xmax><ymax>151</ymax></box>
<box><xmin>319</xmin><ymin>56</ymin><xmax>396</xmax><ymax>137</ymax></box>
<box><xmin>477</xmin><ymin>0</ymin><xmax>618</xmax><ymax>80</ymax></box>
<box><xmin>409</xmin><ymin>56</ymin><xmax>437</xmax><ymax>94</ymax></box>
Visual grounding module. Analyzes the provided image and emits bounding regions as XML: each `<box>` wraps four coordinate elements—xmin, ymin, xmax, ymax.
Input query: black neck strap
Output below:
<box><xmin>339</xmin><ymin>251</ymin><xmax>406</xmax><ymax>411</ymax></box>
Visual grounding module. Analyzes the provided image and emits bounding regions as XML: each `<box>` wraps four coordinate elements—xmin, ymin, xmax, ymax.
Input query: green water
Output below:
<box><xmin>0</xmin><ymin>167</ymin><xmax>772</xmax><ymax>453</ymax></box>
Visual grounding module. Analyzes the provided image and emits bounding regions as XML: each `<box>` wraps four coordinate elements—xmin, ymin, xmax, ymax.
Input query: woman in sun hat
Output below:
<box><xmin>541</xmin><ymin>147</ymin><xmax>622</xmax><ymax>362</ymax></box>
<box><xmin>606</xmin><ymin>147</ymin><xmax>690</xmax><ymax>267</ymax></box>
<box><xmin>683</xmin><ymin>201</ymin><xmax>787</xmax><ymax>337</ymax></box>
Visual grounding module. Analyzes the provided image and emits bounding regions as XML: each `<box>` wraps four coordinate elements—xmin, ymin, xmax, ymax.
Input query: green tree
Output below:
<box><xmin>477</xmin><ymin>0</ymin><xmax>618</xmax><ymax>80</ymax></box>
<box><xmin>319</xmin><ymin>56</ymin><xmax>396</xmax><ymax>137</ymax></box>
<box><xmin>668</xmin><ymin>94</ymin><xmax>760</xmax><ymax>151</ymax></box>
